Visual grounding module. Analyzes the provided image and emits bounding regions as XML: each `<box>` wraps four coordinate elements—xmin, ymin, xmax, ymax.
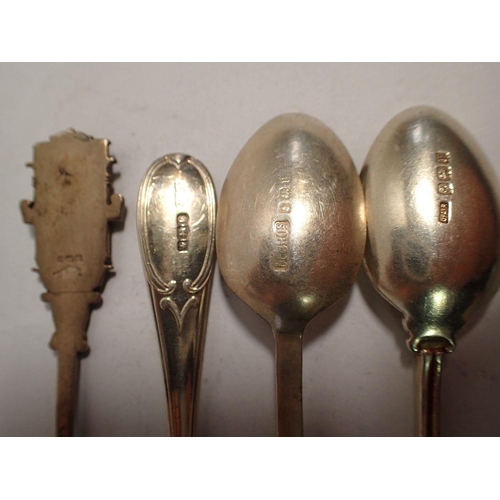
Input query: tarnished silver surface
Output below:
<box><xmin>362</xmin><ymin>106</ymin><xmax>500</xmax><ymax>435</ymax></box>
<box><xmin>217</xmin><ymin>113</ymin><xmax>366</xmax><ymax>436</ymax></box>
<box><xmin>137</xmin><ymin>154</ymin><xmax>216</xmax><ymax>437</ymax></box>
<box><xmin>20</xmin><ymin>130</ymin><xmax>124</xmax><ymax>437</ymax></box>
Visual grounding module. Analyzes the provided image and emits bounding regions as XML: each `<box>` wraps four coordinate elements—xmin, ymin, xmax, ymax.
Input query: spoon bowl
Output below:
<box><xmin>362</xmin><ymin>106</ymin><xmax>500</xmax><ymax>435</ymax></box>
<box><xmin>218</xmin><ymin>114</ymin><xmax>365</xmax><ymax>331</ymax></box>
<box><xmin>217</xmin><ymin>113</ymin><xmax>365</xmax><ymax>435</ymax></box>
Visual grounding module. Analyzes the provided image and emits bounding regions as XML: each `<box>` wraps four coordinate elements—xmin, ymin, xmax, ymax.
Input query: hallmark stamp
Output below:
<box><xmin>278</xmin><ymin>201</ymin><xmax>291</xmax><ymax>213</ymax></box>
<box><xmin>436</xmin><ymin>151</ymin><xmax>453</xmax><ymax>223</ymax></box>
<box><xmin>437</xmin><ymin>165</ymin><xmax>452</xmax><ymax>181</ymax></box>
<box><xmin>436</xmin><ymin>152</ymin><xmax>450</xmax><ymax>164</ymax></box>
<box><xmin>438</xmin><ymin>182</ymin><xmax>454</xmax><ymax>195</ymax></box>
<box><xmin>57</xmin><ymin>254</ymin><xmax>83</xmax><ymax>263</ymax></box>
<box><xmin>439</xmin><ymin>202</ymin><xmax>450</xmax><ymax>224</ymax></box>
<box><xmin>177</xmin><ymin>213</ymin><xmax>190</xmax><ymax>251</ymax></box>
<box><xmin>271</xmin><ymin>174</ymin><xmax>292</xmax><ymax>272</ymax></box>
<box><xmin>272</xmin><ymin>220</ymin><xmax>290</xmax><ymax>271</ymax></box>
<box><xmin>279</xmin><ymin>186</ymin><xmax>291</xmax><ymax>200</ymax></box>
<box><xmin>278</xmin><ymin>175</ymin><xmax>292</xmax><ymax>213</ymax></box>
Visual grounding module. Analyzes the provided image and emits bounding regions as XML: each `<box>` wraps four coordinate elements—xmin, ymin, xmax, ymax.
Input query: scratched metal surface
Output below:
<box><xmin>363</xmin><ymin>107</ymin><xmax>500</xmax><ymax>353</ymax></box>
<box><xmin>217</xmin><ymin>113</ymin><xmax>365</xmax><ymax>330</ymax></box>
<box><xmin>2</xmin><ymin>63</ymin><xmax>500</xmax><ymax>436</ymax></box>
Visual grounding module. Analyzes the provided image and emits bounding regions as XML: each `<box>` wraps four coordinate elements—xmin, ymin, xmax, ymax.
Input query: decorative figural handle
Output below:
<box><xmin>21</xmin><ymin>130</ymin><xmax>124</xmax><ymax>436</ymax></box>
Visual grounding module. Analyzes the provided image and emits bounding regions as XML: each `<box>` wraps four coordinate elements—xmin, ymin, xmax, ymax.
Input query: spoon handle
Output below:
<box><xmin>416</xmin><ymin>351</ymin><xmax>444</xmax><ymax>437</ymax></box>
<box><xmin>150</xmin><ymin>281</ymin><xmax>213</xmax><ymax>436</ymax></box>
<box><xmin>274</xmin><ymin>331</ymin><xmax>303</xmax><ymax>437</ymax></box>
<box><xmin>137</xmin><ymin>154</ymin><xmax>216</xmax><ymax>436</ymax></box>
<box><xmin>44</xmin><ymin>291</ymin><xmax>100</xmax><ymax>436</ymax></box>
<box><xmin>21</xmin><ymin>130</ymin><xmax>124</xmax><ymax>437</ymax></box>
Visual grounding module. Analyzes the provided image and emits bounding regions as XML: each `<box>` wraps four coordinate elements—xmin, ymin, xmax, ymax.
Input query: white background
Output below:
<box><xmin>2</xmin><ymin>63</ymin><xmax>500</xmax><ymax>436</ymax></box>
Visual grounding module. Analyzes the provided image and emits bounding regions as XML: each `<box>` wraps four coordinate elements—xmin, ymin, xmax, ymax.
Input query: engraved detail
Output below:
<box><xmin>275</xmin><ymin>221</ymin><xmax>290</xmax><ymax>239</ymax></box>
<box><xmin>138</xmin><ymin>155</ymin><xmax>216</xmax><ymax>295</ymax></box>
<box><xmin>278</xmin><ymin>201</ymin><xmax>291</xmax><ymax>213</ymax></box>
<box><xmin>436</xmin><ymin>151</ymin><xmax>451</xmax><ymax>164</ymax></box>
<box><xmin>437</xmin><ymin>165</ymin><xmax>452</xmax><ymax>181</ymax></box>
<box><xmin>439</xmin><ymin>202</ymin><xmax>450</xmax><ymax>223</ymax></box>
<box><xmin>182</xmin><ymin>157</ymin><xmax>216</xmax><ymax>293</ymax></box>
<box><xmin>438</xmin><ymin>182</ymin><xmax>454</xmax><ymax>195</ymax></box>
<box><xmin>177</xmin><ymin>212</ymin><xmax>190</xmax><ymax>251</ymax></box>
<box><xmin>272</xmin><ymin>220</ymin><xmax>290</xmax><ymax>272</ymax></box>
<box><xmin>435</xmin><ymin>151</ymin><xmax>453</xmax><ymax>222</ymax></box>
<box><xmin>159</xmin><ymin>295</ymin><xmax>198</xmax><ymax>331</ymax></box>
<box><xmin>278</xmin><ymin>175</ymin><xmax>292</xmax><ymax>213</ymax></box>
<box><xmin>272</xmin><ymin>174</ymin><xmax>293</xmax><ymax>272</ymax></box>
<box><xmin>163</xmin><ymin>280</ymin><xmax>178</xmax><ymax>295</ymax></box>
<box><xmin>57</xmin><ymin>254</ymin><xmax>83</xmax><ymax>263</ymax></box>
<box><xmin>279</xmin><ymin>186</ymin><xmax>291</xmax><ymax>200</ymax></box>
<box><xmin>138</xmin><ymin>154</ymin><xmax>215</xmax><ymax>342</ymax></box>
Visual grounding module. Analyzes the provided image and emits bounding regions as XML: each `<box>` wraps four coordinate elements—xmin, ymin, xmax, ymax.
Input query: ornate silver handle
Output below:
<box><xmin>137</xmin><ymin>154</ymin><xmax>216</xmax><ymax>437</ymax></box>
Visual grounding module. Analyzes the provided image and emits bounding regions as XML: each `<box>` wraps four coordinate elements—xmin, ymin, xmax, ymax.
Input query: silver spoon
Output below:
<box><xmin>362</xmin><ymin>106</ymin><xmax>500</xmax><ymax>436</ymax></box>
<box><xmin>137</xmin><ymin>153</ymin><xmax>216</xmax><ymax>436</ymax></box>
<box><xmin>217</xmin><ymin>113</ymin><xmax>366</xmax><ymax>436</ymax></box>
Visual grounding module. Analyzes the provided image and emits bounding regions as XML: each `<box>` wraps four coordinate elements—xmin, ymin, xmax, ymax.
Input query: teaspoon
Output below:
<box><xmin>20</xmin><ymin>130</ymin><xmax>124</xmax><ymax>436</ymax></box>
<box><xmin>137</xmin><ymin>154</ymin><xmax>216</xmax><ymax>436</ymax></box>
<box><xmin>362</xmin><ymin>106</ymin><xmax>500</xmax><ymax>436</ymax></box>
<box><xmin>217</xmin><ymin>113</ymin><xmax>366</xmax><ymax>436</ymax></box>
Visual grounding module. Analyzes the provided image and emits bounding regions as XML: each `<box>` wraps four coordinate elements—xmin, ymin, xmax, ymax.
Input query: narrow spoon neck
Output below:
<box><xmin>416</xmin><ymin>349</ymin><xmax>445</xmax><ymax>437</ymax></box>
<box><xmin>404</xmin><ymin>318</ymin><xmax>456</xmax><ymax>354</ymax></box>
<box><xmin>273</xmin><ymin>330</ymin><xmax>304</xmax><ymax>437</ymax></box>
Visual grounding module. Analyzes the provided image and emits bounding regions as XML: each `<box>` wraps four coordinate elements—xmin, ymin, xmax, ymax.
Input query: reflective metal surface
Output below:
<box><xmin>217</xmin><ymin>113</ymin><xmax>366</xmax><ymax>436</ymax></box>
<box><xmin>362</xmin><ymin>106</ymin><xmax>500</xmax><ymax>435</ymax></box>
<box><xmin>416</xmin><ymin>350</ymin><xmax>443</xmax><ymax>437</ymax></box>
<box><xmin>137</xmin><ymin>154</ymin><xmax>216</xmax><ymax>437</ymax></box>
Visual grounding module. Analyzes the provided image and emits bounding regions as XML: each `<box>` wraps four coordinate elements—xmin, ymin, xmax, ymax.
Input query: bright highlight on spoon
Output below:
<box><xmin>137</xmin><ymin>153</ymin><xmax>216</xmax><ymax>437</ymax></box>
<box><xmin>217</xmin><ymin>113</ymin><xmax>366</xmax><ymax>436</ymax></box>
<box><xmin>362</xmin><ymin>106</ymin><xmax>500</xmax><ymax>436</ymax></box>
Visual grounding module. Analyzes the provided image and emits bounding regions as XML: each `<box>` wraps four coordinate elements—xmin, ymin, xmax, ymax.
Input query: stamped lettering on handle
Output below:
<box><xmin>177</xmin><ymin>213</ymin><xmax>190</xmax><ymax>251</ymax></box>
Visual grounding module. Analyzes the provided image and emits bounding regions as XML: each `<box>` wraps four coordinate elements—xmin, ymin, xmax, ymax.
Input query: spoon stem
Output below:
<box><xmin>274</xmin><ymin>331</ymin><xmax>303</xmax><ymax>437</ymax></box>
<box><xmin>416</xmin><ymin>350</ymin><xmax>444</xmax><ymax>437</ymax></box>
<box><xmin>45</xmin><ymin>291</ymin><xmax>96</xmax><ymax>437</ymax></box>
<box><xmin>56</xmin><ymin>353</ymin><xmax>80</xmax><ymax>437</ymax></box>
<box><xmin>152</xmin><ymin>286</ymin><xmax>209</xmax><ymax>437</ymax></box>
